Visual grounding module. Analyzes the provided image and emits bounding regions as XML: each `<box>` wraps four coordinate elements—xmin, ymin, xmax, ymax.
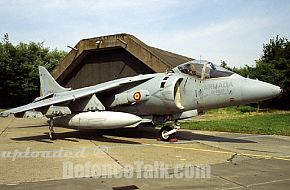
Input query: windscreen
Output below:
<box><xmin>176</xmin><ymin>61</ymin><xmax>233</xmax><ymax>78</ymax></box>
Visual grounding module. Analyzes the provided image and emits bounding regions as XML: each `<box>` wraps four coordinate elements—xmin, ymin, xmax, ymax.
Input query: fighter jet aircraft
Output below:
<box><xmin>0</xmin><ymin>60</ymin><xmax>283</xmax><ymax>140</ymax></box>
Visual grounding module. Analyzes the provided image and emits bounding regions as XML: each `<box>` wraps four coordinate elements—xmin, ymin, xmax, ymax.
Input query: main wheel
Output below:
<box><xmin>159</xmin><ymin>126</ymin><xmax>173</xmax><ymax>141</ymax></box>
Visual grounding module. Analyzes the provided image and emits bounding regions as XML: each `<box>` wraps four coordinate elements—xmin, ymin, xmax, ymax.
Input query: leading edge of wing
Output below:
<box><xmin>0</xmin><ymin>74</ymin><xmax>157</xmax><ymax>117</ymax></box>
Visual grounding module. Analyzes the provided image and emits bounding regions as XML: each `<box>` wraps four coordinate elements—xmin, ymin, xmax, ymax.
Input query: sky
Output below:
<box><xmin>0</xmin><ymin>0</ymin><xmax>289</xmax><ymax>68</ymax></box>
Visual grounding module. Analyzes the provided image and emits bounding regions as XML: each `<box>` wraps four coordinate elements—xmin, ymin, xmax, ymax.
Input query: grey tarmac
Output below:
<box><xmin>1</xmin><ymin>117</ymin><xmax>290</xmax><ymax>189</ymax></box>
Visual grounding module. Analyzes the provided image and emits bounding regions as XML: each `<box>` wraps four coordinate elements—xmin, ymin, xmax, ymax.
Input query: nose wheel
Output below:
<box><xmin>158</xmin><ymin>120</ymin><xmax>180</xmax><ymax>141</ymax></box>
<box><xmin>159</xmin><ymin>126</ymin><xmax>172</xmax><ymax>141</ymax></box>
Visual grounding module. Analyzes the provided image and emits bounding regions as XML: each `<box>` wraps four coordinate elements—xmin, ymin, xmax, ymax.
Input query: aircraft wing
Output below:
<box><xmin>0</xmin><ymin>74</ymin><xmax>157</xmax><ymax>117</ymax></box>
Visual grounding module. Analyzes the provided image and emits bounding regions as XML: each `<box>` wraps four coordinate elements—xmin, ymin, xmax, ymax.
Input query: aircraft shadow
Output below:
<box><xmin>176</xmin><ymin>131</ymin><xmax>257</xmax><ymax>143</ymax></box>
<box><xmin>94</xmin><ymin>127</ymin><xmax>256</xmax><ymax>143</ymax></box>
<box><xmin>18</xmin><ymin>124</ymin><xmax>49</xmax><ymax>128</ymax></box>
<box><xmin>11</xmin><ymin>130</ymin><xmax>141</xmax><ymax>144</ymax></box>
<box><xmin>10</xmin><ymin>126</ymin><xmax>256</xmax><ymax>144</ymax></box>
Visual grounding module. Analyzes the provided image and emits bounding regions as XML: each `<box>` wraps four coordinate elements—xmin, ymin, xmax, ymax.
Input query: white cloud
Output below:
<box><xmin>141</xmin><ymin>12</ymin><xmax>290</xmax><ymax>67</ymax></box>
<box><xmin>0</xmin><ymin>0</ymin><xmax>290</xmax><ymax>67</ymax></box>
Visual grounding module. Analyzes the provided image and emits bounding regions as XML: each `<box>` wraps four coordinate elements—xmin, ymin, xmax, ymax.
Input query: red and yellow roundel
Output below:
<box><xmin>133</xmin><ymin>91</ymin><xmax>142</xmax><ymax>101</ymax></box>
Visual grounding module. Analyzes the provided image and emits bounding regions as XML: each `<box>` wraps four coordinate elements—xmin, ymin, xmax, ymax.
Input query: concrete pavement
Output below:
<box><xmin>1</xmin><ymin>117</ymin><xmax>290</xmax><ymax>189</ymax></box>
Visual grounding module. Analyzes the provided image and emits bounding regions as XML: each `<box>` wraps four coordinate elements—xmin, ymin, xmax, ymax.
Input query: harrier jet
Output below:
<box><xmin>0</xmin><ymin>60</ymin><xmax>282</xmax><ymax>140</ymax></box>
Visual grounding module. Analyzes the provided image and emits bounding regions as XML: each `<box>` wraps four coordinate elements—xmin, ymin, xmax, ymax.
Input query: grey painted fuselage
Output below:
<box><xmin>110</xmin><ymin>60</ymin><xmax>282</xmax><ymax>120</ymax></box>
<box><xmin>0</xmin><ymin>60</ymin><xmax>282</xmax><ymax>129</ymax></box>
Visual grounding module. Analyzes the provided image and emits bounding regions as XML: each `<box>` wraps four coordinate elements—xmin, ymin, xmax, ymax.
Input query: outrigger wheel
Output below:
<box><xmin>159</xmin><ymin>126</ymin><xmax>175</xmax><ymax>141</ymax></box>
<box><xmin>48</xmin><ymin>118</ymin><xmax>56</xmax><ymax>140</ymax></box>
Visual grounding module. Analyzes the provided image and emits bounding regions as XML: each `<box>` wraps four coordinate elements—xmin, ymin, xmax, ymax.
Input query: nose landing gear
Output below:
<box><xmin>158</xmin><ymin>120</ymin><xmax>180</xmax><ymax>141</ymax></box>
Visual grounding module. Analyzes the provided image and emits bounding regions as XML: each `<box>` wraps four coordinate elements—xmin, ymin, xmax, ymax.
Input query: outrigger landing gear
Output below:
<box><xmin>48</xmin><ymin>118</ymin><xmax>56</xmax><ymax>140</ymax></box>
<box><xmin>158</xmin><ymin>120</ymin><xmax>180</xmax><ymax>141</ymax></box>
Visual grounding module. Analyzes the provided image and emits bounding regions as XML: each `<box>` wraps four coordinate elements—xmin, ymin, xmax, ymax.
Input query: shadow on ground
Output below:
<box><xmin>10</xmin><ymin>126</ymin><xmax>256</xmax><ymax>144</ymax></box>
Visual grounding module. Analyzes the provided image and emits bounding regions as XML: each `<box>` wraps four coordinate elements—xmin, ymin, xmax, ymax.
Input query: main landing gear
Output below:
<box><xmin>48</xmin><ymin>118</ymin><xmax>56</xmax><ymax>140</ymax></box>
<box><xmin>158</xmin><ymin>120</ymin><xmax>180</xmax><ymax>141</ymax></box>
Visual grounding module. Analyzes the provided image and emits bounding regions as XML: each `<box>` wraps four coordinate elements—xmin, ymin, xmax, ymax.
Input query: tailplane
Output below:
<box><xmin>39</xmin><ymin>66</ymin><xmax>71</xmax><ymax>96</ymax></box>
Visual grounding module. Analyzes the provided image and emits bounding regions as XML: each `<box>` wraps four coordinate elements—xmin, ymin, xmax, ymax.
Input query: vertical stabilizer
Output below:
<box><xmin>39</xmin><ymin>66</ymin><xmax>71</xmax><ymax>96</ymax></box>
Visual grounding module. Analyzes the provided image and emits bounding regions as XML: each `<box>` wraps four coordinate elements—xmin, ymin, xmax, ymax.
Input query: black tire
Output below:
<box><xmin>49</xmin><ymin>132</ymin><xmax>56</xmax><ymax>140</ymax></box>
<box><xmin>159</xmin><ymin>126</ymin><xmax>173</xmax><ymax>141</ymax></box>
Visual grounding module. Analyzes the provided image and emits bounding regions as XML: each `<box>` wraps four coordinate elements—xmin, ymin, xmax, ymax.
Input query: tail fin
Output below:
<box><xmin>39</xmin><ymin>66</ymin><xmax>71</xmax><ymax>96</ymax></box>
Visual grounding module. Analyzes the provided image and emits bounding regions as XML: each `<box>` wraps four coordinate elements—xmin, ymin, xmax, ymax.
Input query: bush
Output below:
<box><xmin>0</xmin><ymin>34</ymin><xmax>66</xmax><ymax>107</ymax></box>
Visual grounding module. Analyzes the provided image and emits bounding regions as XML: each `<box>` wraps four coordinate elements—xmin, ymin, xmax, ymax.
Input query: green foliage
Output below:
<box><xmin>0</xmin><ymin>33</ymin><xmax>66</xmax><ymax>107</ymax></box>
<box><xmin>262</xmin><ymin>36</ymin><xmax>290</xmax><ymax>62</ymax></box>
<box><xmin>254</xmin><ymin>36</ymin><xmax>290</xmax><ymax>92</ymax></box>
<box><xmin>236</xmin><ymin>105</ymin><xmax>256</xmax><ymax>113</ymax></box>
<box><xmin>223</xmin><ymin>36</ymin><xmax>290</xmax><ymax>109</ymax></box>
<box><xmin>249</xmin><ymin>36</ymin><xmax>290</xmax><ymax>109</ymax></box>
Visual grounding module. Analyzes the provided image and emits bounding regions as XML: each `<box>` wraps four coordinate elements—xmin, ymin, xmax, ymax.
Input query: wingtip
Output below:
<box><xmin>0</xmin><ymin>112</ymin><xmax>9</xmax><ymax>117</ymax></box>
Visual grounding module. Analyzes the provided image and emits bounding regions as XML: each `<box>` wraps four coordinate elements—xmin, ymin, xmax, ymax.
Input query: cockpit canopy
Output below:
<box><xmin>172</xmin><ymin>60</ymin><xmax>234</xmax><ymax>79</ymax></box>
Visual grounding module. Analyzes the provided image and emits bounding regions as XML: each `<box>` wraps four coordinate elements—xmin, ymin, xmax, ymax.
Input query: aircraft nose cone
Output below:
<box><xmin>242</xmin><ymin>79</ymin><xmax>282</xmax><ymax>102</ymax></box>
<box><xmin>263</xmin><ymin>83</ymin><xmax>283</xmax><ymax>98</ymax></box>
<box><xmin>271</xmin><ymin>86</ymin><xmax>283</xmax><ymax>96</ymax></box>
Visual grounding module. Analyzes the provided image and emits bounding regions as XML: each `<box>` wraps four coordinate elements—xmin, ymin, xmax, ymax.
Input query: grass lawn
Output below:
<box><xmin>181</xmin><ymin>106</ymin><xmax>290</xmax><ymax>136</ymax></box>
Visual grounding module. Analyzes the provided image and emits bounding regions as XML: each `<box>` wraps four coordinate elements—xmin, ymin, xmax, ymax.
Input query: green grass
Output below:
<box><xmin>182</xmin><ymin>113</ymin><xmax>290</xmax><ymax>136</ymax></box>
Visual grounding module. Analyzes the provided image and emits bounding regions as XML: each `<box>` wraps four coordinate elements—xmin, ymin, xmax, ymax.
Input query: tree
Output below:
<box><xmin>230</xmin><ymin>36</ymin><xmax>290</xmax><ymax>109</ymax></box>
<box><xmin>252</xmin><ymin>36</ymin><xmax>290</xmax><ymax>109</ymax></box>
<box><xmin>254</xmin><ymin>36</ymin><xmax>290</xmax><ymax>90</ymax></box>
<box><xmin>0</xmin><ymin>34</ymin><xmax>67</xmax><ymax>108</ymax></box>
